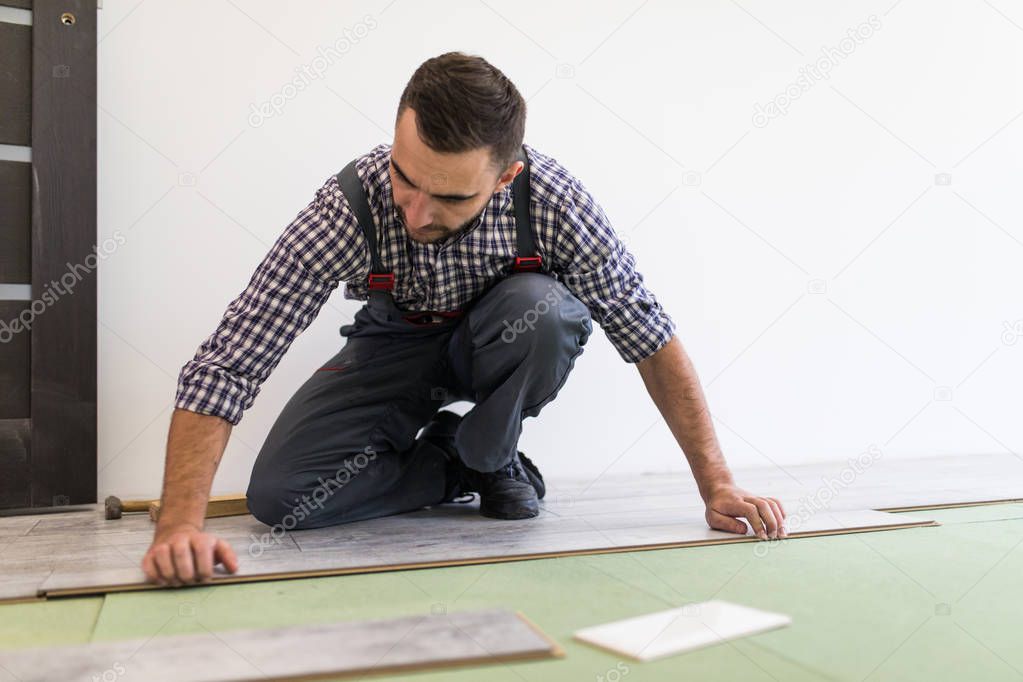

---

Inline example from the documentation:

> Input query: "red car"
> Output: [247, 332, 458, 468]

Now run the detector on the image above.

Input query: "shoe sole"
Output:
[479, 501, 540, 520]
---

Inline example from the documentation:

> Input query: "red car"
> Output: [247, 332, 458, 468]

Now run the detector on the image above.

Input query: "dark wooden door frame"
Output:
[0, 0, 97, 508]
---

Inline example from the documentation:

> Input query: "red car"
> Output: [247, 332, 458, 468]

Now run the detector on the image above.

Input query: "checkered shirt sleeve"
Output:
[552, 176, 677, 363]
[173, 177, 363, 424]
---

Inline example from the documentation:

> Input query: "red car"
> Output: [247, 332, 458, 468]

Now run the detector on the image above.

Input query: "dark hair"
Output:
[396, 52, 526, 170]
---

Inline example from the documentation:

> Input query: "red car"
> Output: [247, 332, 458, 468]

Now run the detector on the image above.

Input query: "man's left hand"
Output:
[704, 484, 787, 540]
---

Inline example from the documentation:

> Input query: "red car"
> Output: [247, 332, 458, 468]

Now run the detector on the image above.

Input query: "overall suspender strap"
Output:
[337, 146, 539, 293]
[336, 159, 394, 291]
[511, 145, 542, 273]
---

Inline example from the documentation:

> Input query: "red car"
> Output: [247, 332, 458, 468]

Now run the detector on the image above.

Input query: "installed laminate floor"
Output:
[2, 452, 1018, 603]
[3, 503, 1023, 681]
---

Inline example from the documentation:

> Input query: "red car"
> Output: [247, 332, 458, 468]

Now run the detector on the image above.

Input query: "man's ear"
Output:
[494, 160, 524, 192]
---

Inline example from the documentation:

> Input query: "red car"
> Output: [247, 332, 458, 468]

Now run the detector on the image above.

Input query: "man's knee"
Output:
[246, 469, 346, 529]
[247, 443, 391, 529]
[245, 475, 300, 529]
[488, 273, 592, 348]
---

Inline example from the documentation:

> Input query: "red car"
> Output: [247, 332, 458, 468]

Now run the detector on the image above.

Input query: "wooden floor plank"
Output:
[4, 451, 1018, 603]
[0, 578, 47, 603]
[0, 609, 561, 681]
[36, 509, 934, 599]
[0, 515, 39, 538]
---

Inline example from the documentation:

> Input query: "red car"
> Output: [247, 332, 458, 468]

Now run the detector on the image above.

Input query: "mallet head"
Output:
[104, 495, 123, 520]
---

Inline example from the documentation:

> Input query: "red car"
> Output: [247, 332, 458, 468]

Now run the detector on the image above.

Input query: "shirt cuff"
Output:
[173, 363, 255, 426]
[603, 301, 677, 363]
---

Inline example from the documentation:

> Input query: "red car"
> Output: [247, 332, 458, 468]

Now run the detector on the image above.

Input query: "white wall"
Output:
[94, 0, 1023, 497]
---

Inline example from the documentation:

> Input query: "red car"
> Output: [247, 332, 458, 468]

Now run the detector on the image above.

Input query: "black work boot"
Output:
[419, 410, 472, 503]
[420, 410, 546, 513]
[463, 453, 540, 520]
[517, 451, 545, 500]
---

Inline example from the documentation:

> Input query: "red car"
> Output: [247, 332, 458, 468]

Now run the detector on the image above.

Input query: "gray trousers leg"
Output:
[446, 273, 593, 472]
[246, 273, 592, 529]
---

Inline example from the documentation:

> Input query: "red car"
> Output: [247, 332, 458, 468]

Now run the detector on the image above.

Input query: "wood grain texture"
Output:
[0, 303, 30, 420]
[29, 0, 98, 506]
[0, 508, 294, 600]
[0, 161, 31, 283]
[0, 418, 31, 509]
[0, 609, 562, 681]
[37, 508, 935, 599]
[0, 513, 38, 537]
[546, 452, 1023, 514]
[4, 452, 1021, 603]
[148, 494, 250, 521]
[0, 21, 31, 145]
[877, 498, 1023, 513]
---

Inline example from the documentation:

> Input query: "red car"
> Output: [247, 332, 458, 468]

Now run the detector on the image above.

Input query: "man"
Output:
[143, 52, 786, 586]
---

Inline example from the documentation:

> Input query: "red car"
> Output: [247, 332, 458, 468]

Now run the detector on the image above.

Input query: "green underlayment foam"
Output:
[3, 505, 1023, 681]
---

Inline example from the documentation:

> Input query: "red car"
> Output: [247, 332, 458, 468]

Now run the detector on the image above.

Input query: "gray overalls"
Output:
[246, 147, 593, 529]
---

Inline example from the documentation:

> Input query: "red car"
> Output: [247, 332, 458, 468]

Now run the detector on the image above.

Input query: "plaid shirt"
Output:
[175, 142, 676, 425]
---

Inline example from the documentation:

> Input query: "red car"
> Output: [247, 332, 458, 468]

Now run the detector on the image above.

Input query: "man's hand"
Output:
[142, 523, 239, 586]
[635, 340, 787, 541]
[144, 409, 236, 586]
[704, 484, 787, 540]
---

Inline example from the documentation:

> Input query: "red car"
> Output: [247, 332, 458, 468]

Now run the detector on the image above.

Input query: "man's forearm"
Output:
[156, 408, 233, 535]
[636, 336, 734, 501]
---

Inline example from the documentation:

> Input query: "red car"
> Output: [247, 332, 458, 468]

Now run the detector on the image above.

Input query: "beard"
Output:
[397, 205, 483, 244]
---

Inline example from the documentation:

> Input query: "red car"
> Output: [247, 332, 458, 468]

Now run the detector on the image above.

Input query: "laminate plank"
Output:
[6, 451, 1019, 602]
[38, 509, 933, 598]
[0, 546, 135, 601]
[288, 505, 713, 552]
[0, 506, 286, 583]
[23, 509, 280, 544]
[548, 452, 1023, 513]
[0, 514, 37, 538]
[27, 510, 158, 536]
[0, 532, 304, 602]
[0, 578, 45, 603]
[0, 609, 561, 681]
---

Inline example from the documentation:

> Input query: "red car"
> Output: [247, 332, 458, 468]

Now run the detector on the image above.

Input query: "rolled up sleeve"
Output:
[551, 177, 676, 363]
[174, 176, 364, 424]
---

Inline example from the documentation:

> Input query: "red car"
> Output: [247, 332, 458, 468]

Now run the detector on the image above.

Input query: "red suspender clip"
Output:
[367, 272, 395, 291]
[513, 256, 542, 272]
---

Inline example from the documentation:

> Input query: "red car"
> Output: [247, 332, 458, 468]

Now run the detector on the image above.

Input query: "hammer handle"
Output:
[148, 494, 249, 522]
[120, 499, 152, 513]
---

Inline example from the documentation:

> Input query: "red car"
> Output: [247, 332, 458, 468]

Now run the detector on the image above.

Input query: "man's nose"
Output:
[403, 191, 432, 228]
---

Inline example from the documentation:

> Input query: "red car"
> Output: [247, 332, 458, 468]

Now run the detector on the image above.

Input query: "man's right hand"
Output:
[142, 523, 239, 586]
[145, 409, 237, 586]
